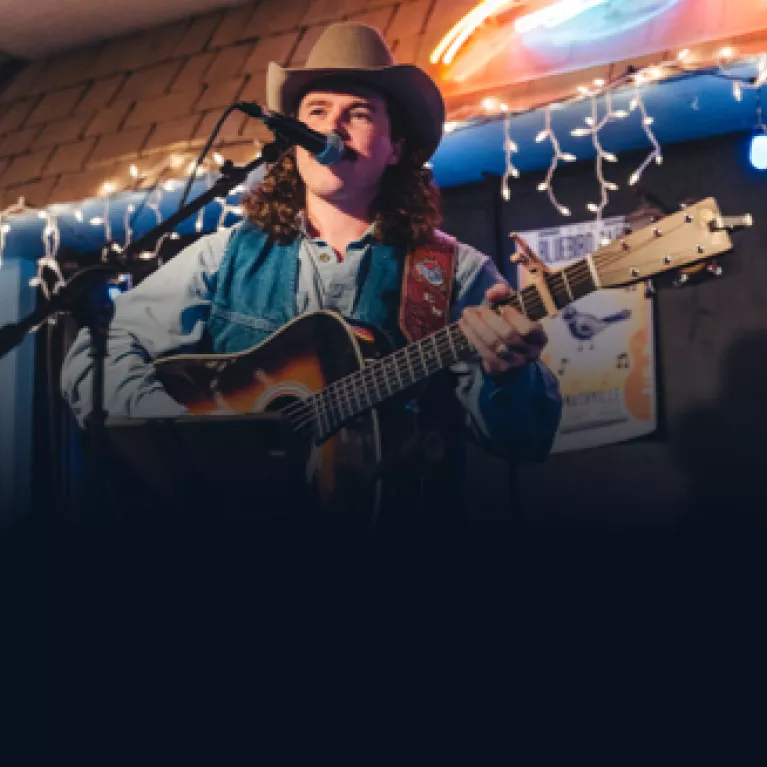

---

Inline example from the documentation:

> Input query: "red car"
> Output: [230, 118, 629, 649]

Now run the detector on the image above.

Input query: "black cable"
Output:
[177, 104, 242, 212]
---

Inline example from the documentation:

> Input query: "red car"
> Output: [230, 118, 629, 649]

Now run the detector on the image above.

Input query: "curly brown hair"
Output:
[242, 94, 442, 249]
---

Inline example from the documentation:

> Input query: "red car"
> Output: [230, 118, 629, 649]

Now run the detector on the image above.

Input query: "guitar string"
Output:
[284, 334, 480, 438]
[280, 327, 474, 434]
[284, 329, 472, 434]
[280, 269, 598, 433]
[279, 251, 659, 435]
[262, 225, 703, 433]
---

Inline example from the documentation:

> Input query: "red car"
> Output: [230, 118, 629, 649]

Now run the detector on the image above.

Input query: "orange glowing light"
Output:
[431, 0, 520, 66]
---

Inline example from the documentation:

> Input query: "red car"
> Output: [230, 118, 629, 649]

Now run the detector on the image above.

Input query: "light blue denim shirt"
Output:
[61, 222, 562, 461]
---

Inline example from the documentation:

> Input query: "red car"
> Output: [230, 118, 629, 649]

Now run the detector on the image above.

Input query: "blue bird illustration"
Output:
[561, 306, 632, 351]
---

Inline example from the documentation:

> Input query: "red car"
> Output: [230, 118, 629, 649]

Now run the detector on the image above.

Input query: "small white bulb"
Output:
[537, 182, 548, 191]
[535, 130, 549, 143]
[587, 203, 599, 213]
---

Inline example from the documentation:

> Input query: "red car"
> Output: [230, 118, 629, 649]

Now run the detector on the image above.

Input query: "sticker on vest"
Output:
[415, 258, 444, 287]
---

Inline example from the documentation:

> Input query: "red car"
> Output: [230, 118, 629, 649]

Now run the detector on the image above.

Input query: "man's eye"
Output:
[351, 111, 372, 121]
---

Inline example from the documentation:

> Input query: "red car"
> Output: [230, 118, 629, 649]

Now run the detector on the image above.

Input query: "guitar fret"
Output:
[349, 372, 360, 414]
[585, 254, 602, 289]
[516, 292, 528, 318]
[431, 333, 443, 368]
[370, 365, 382, 404]
[403, 346, 415, 384]
[315, 394, 327, 438]
[561, 270, 574, 302]
[378, 359, 392, 398]
[417, 341, 428, 375]
[446, 325, 458, 362]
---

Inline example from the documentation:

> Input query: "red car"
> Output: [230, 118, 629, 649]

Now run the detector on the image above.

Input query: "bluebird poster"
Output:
[508, 216, 657, 453]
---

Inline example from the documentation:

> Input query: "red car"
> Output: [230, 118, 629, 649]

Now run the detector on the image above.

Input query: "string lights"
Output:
[0, 146, 253, 285]
[501, 112, 520, 201]
[534, 105, 576, 216]
[447, 46, 765, 217]
[566, 88, 625, 218]
[627, 87, 663, 187]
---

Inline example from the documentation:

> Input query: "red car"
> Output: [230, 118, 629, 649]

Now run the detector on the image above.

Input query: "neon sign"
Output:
[431, 0, 680, 67]
[514, 0, 607, 35]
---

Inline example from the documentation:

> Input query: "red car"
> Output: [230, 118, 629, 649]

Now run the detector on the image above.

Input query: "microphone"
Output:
[235, 102, 346, 166]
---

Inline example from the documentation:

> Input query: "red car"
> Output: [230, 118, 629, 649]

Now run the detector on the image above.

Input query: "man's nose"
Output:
[324, 110, 349, 139]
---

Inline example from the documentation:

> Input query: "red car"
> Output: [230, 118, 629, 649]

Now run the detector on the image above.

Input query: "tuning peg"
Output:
[709, 214, 752, 233]
[706, 260, 723, 277]
[644, 279, 656, 298]
[673, 272, 689, 288]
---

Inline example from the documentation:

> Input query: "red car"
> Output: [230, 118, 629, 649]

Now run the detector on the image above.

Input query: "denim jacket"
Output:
[61, 222, 562, 462]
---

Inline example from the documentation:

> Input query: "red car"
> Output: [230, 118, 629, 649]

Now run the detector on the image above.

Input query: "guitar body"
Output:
[154, 311, 411, 523]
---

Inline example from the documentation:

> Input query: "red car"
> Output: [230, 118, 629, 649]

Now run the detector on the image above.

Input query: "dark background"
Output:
[441, 130, 767, 534]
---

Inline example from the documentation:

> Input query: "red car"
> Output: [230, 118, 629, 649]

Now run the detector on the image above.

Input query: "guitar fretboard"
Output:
[305, 260, 598, 440]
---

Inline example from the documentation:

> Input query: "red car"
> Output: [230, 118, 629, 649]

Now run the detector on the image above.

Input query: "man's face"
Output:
[295, 84, 403, 205]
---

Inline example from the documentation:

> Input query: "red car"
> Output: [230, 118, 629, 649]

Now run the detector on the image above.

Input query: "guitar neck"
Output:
[310, 256, 599, 440]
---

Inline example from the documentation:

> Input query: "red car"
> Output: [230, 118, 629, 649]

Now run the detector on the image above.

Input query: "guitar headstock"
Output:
[592, 198, 750, 289]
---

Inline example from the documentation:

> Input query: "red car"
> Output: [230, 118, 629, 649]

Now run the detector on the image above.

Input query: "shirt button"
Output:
[319, 252, 331, 263]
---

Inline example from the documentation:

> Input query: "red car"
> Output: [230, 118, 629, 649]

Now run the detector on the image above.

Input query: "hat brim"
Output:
[267, 61, 445, 159]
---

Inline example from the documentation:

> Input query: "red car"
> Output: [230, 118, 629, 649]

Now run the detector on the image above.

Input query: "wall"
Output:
[0, 258, 36, 525]
[0, 0, 483, 211]
[442, 131, 767, 533]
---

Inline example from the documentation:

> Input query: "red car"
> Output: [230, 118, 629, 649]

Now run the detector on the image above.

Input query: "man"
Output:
[61, 23, 561, 526]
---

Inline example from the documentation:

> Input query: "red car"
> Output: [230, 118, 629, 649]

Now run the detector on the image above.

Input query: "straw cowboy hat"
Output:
[266, 22, 446, 158]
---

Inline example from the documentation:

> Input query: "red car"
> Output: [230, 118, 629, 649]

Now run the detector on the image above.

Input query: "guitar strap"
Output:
[398, 230, 457, 343]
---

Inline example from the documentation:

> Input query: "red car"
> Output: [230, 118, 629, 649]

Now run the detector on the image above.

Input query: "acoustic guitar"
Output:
[154, 198, 748, 521]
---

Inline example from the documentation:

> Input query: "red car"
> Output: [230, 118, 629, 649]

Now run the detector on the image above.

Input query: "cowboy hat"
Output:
[266, 22, 446, 159]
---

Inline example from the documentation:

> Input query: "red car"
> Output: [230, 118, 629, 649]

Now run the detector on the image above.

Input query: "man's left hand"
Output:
[458, 283, 548, 378]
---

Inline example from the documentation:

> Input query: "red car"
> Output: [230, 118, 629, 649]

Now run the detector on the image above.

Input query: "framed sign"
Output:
[507, 216, 657, 453]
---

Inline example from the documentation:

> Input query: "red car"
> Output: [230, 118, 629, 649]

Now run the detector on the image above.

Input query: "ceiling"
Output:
[0, 0, 252, 59]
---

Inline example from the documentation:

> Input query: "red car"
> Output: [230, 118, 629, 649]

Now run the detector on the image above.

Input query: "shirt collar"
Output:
[296, 210, 376, 248]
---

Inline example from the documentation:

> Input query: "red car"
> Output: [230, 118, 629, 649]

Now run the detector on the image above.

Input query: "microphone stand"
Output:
[0, 138, 286, 521]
